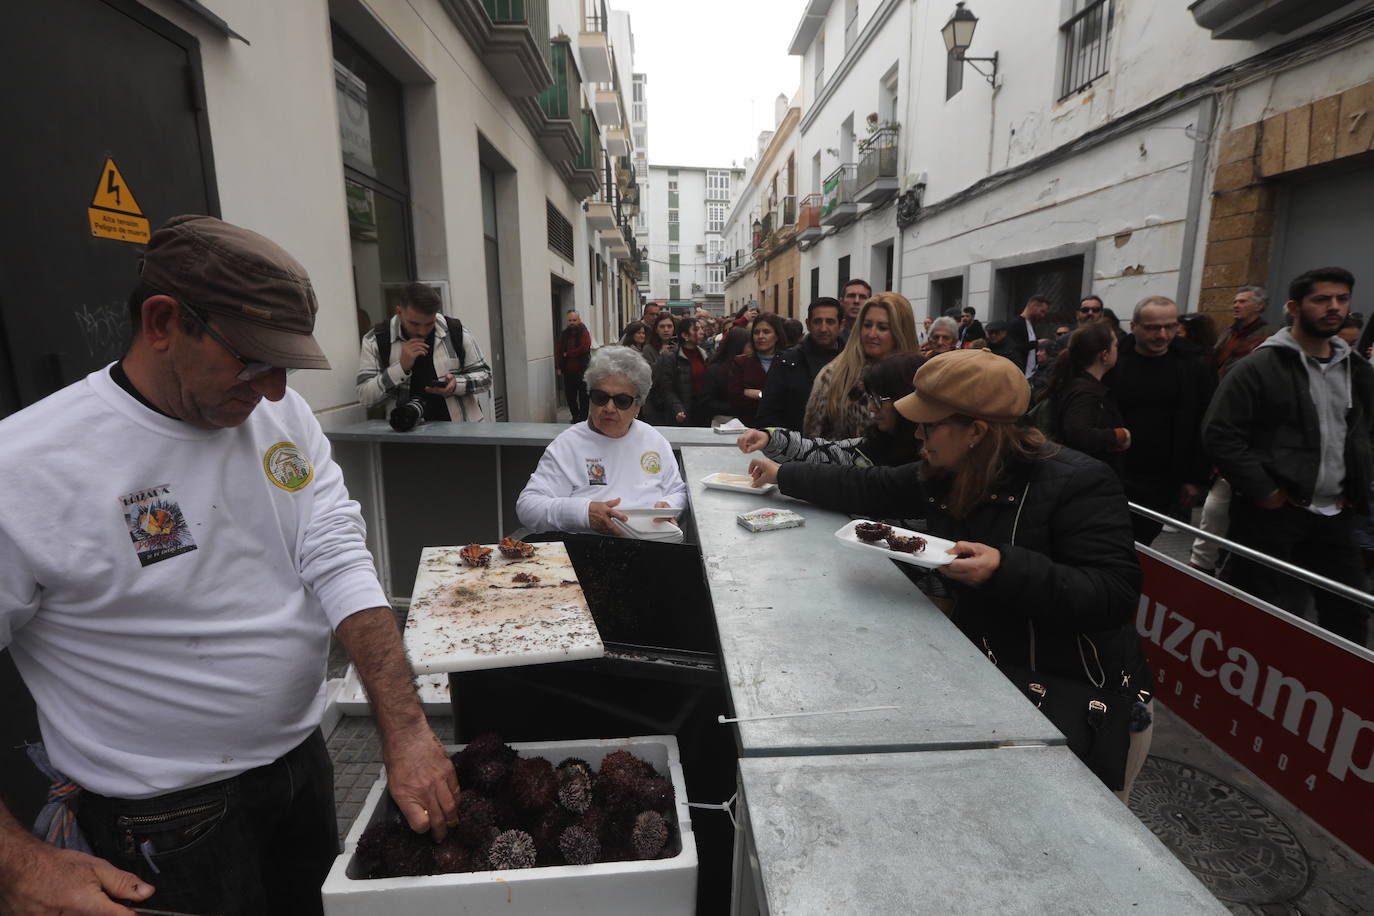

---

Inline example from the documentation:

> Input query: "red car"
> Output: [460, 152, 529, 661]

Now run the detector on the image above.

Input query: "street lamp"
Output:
[941, 2, 998, 87]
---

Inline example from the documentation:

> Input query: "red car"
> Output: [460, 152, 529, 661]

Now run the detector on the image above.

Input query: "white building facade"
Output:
[788, 0, 1374, 332]
[643, 163, 743, 311]
[4, 0, 641, 424]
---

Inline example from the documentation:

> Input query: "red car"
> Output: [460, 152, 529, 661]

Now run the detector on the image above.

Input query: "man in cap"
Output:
[0, 215, 456, 915]
[984, 320, 1016, 362]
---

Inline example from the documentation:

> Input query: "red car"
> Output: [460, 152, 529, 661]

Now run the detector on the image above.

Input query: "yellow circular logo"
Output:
[640, 451, 662, 474]
[263, 442, 314, 491]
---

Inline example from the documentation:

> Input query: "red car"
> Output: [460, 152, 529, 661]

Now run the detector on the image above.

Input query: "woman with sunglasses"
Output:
[517, 346, 686, 537]
[737, 353, 924, 469]
[747, 349, 1151, 799]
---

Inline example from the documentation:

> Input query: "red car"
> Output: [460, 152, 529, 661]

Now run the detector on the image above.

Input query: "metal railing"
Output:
[821, 164, 857, 217]
[798, 193, 822, 232]
[584, 0, 608, 32]
[857, 123, 899, 189]
[575, 108, 600, 173]
[1129, 502, 1374, 611]
[538, 38, 577, 120]
[1060, 0, 1113, 100]
[483, 0, 546, 26]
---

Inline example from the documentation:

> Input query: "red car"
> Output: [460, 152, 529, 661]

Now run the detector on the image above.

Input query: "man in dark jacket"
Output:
[1203, 267, 1371, 645]
[1105, 295, 1215, 544]
[1213, 286, 1276, 378]
[556, 310, 592, 422]
[756, 298, 842, 430]
[1006, 295, 1051, 378]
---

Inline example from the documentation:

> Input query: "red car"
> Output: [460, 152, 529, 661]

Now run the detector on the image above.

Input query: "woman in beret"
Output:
[747, 348, 1152, 799]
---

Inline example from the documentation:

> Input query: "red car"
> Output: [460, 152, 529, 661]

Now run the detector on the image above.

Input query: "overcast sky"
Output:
[612, 0, 802, 169]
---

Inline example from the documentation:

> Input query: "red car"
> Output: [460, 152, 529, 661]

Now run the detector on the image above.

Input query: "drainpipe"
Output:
[1176, 93, 1219, 309]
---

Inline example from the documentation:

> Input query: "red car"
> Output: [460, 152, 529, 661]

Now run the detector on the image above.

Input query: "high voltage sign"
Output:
[88, 157, 150, 244]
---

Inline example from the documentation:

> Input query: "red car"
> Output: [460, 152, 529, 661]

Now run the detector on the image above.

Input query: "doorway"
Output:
[1269, 161, 1374, 326]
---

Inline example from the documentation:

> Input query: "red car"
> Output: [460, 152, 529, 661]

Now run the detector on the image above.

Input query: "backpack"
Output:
[374, 316, 466, 369]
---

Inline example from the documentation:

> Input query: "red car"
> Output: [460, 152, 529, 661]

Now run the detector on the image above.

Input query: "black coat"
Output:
[1203, 337, 1374, 513]
[1004, 316, 1040, 373]
[756, 336, 840, 431]
[1105, 336, 1215, 489]
[1049, 374, 1126, 473]
[777, 448, 1148, 687]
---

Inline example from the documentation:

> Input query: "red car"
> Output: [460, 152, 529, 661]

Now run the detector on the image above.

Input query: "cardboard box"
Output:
[321, 735, 696, 916]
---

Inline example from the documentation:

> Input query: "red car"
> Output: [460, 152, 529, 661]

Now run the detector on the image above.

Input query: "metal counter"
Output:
[680, 446, 1063, 756]
[326, 420, 733, 598]
[734, 749, 1225, 915]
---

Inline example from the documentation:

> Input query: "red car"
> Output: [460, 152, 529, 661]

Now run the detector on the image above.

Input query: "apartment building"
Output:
[788, 0, 1374, 331]
[643, 163, 744, 312]
[5, 0, 642, 423]
[723, 93, 805, 319]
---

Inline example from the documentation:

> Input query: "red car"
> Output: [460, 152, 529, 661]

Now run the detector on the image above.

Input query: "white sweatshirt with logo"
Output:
[516, 420, 687, 534]
[0, 367, 387, 798]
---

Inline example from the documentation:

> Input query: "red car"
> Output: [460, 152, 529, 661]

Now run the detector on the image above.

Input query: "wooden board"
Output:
[403, 543, 604, 674]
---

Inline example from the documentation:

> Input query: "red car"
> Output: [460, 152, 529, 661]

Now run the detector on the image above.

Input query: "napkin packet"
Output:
[736, 507, 805, 533]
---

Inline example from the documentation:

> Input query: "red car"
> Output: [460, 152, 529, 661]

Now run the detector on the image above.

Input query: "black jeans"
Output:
[1222, 501, 1369, 645]
[563, 371, 588, 422]
[76, 729, 337, 916]
[1123, 475, 1179, 546]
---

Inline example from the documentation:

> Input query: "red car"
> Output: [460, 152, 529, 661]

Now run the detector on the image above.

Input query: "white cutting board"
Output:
[404, 543, 605, 674]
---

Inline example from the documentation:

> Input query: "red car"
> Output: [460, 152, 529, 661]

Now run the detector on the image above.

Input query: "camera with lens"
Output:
[388, 398, 428, 432]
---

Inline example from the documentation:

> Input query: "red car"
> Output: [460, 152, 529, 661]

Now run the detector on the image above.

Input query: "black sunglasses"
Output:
[1078, 305, 1103, 314]
[589, 389, 639, 410]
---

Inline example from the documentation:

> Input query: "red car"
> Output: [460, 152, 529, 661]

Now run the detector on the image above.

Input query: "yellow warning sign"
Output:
[88, 157, 150, 244]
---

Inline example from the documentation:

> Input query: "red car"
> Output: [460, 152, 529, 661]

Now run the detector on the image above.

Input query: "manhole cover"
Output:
[1129, 756, 1309, 904]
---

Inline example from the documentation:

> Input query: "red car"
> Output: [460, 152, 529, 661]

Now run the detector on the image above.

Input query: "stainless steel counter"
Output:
[680, 446, 1063, 756]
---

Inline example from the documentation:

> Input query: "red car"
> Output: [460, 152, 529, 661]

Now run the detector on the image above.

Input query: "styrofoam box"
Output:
[321, 735, 697, 916]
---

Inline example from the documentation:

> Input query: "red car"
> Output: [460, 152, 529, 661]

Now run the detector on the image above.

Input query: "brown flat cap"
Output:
[894, 348, 1029, 424]
[140, 215, 330, 369]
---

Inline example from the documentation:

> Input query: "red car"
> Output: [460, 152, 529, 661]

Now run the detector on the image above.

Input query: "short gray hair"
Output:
[929, 316, 958, 337]
[1236, 285, 1268, 306]
[1132, 295, 1177, 324]
[585, 345, 652, 399]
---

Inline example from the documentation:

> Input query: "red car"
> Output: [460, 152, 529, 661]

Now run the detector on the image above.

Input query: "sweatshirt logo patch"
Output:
[586, 458, 607, 486]
[640, 451, 662, 474]
[121, 484, 197, 567]
[263, 442, 314, 491]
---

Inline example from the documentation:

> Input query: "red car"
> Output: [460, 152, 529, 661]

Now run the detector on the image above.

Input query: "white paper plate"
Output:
[701, 471, 777, 495]
[617, 506, 685, 519]
[612, 516, 686, 542]
[713, 419, 747, 434]
[833, 519, 957, 569]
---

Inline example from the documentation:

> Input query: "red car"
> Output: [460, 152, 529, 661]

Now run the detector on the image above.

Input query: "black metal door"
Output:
[0, 0, 217, 416]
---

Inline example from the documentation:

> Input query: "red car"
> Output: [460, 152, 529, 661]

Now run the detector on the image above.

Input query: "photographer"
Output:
[356, 282, 492, 423]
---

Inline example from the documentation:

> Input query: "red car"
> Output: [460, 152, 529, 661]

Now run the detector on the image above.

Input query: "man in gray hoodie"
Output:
[1203, 266, 1371, 645]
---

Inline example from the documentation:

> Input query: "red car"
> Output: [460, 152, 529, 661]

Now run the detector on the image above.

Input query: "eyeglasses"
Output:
[589, 389, 640, 410]
[1078, 305, 1103, 314]
[915, 419, 953, 436]
[865, 393, 893, 410]
[1137, 322, 1180, 334]
[179, 302, 282, 381]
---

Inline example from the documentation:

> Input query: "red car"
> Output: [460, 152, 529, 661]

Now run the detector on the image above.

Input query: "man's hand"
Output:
[0, 827, 152, 916]
[745, 388, 763, 400]
[941, 541, 1001, 587]
[588, 497, 628, 535]
[1179, 483, 1204, 510]
[653, 500, 679, 527]
[383, 725, 461, 842]
[737, 430, 769, 453]
[399, 337, 429, 372]
[1255, 489, 1287, 509]
[748, 457, 780, 487]
[675, 411, 687, 425]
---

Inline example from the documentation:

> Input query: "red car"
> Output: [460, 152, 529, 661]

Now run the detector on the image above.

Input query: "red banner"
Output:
[1136, 547, 1374, 865]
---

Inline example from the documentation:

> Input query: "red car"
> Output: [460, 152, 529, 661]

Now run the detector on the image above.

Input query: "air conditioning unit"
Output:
[695, 244, 705, 253]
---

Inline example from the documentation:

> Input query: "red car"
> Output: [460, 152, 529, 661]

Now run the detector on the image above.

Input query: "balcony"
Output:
[796, 193, 823, 241]
[536, 39, 581, 161]
[476, 0, 553, 96]
[820, 165, 858, 227]
[782, 194, 797, 227]
[578, 0, 613, 82]
[606, 126, 630, 155]
[569, 108, 601, 199]
[600, 226, 630, 259]
[1189, 0, 1351, 38]
[595, 88, 622, 128]
[856, 124, 899, 203]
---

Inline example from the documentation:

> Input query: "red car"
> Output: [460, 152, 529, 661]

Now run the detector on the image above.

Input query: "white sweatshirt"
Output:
[0, 367, 387, 798]
[516, 420, 688, 534]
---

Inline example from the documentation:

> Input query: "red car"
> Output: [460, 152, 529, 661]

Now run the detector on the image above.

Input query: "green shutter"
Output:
[668, 223, 679, 241]
[669, 254, 680, 272]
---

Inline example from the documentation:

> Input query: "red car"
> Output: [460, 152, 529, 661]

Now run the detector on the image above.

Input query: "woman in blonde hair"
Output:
[802, 291, 918, 438]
